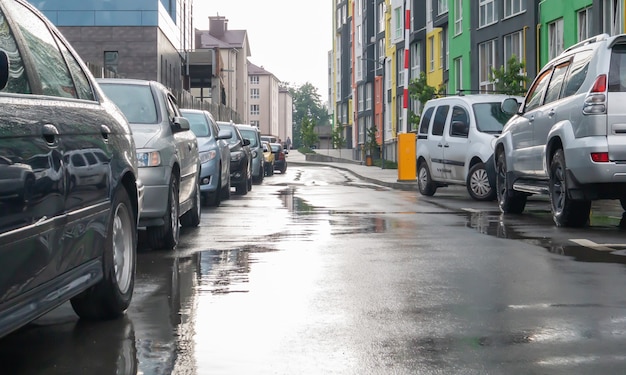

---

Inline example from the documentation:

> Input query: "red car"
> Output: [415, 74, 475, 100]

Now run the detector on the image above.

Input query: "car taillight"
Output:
[591, 152, 609, 162]
[278, 152, 285, 160]
[583, 74, 607, 115]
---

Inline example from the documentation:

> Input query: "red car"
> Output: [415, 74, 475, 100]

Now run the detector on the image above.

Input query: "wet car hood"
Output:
[130, 125, 161, 149]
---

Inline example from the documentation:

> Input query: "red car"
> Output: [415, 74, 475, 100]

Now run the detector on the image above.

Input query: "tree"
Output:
[331, 123, 346, 157]
[407, 71, 444, 130]
[300, 115, 319, 150]
[287, 82, 330, 149]
[364, 125, 378, 156]
[490, 55, 529, 96]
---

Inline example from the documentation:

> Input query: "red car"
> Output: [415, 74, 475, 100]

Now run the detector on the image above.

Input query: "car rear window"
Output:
[100, 83, 158, 124]
[472, 102, 514, 133]
[609, 44, 626, 92]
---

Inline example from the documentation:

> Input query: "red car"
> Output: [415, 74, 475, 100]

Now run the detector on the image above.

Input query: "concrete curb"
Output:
[289, 159, 418, 192]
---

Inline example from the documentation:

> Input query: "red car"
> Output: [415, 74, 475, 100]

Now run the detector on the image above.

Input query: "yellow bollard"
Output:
[397, 133, 417, 182]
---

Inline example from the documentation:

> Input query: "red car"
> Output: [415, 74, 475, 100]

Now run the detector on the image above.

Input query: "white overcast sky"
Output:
[193, 0, 332, 101]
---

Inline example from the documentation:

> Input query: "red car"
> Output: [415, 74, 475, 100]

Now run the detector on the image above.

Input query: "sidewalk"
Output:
[286, 149, 418, 191]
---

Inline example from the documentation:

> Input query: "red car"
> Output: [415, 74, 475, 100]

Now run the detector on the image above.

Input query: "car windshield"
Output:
[181, 112, 210, 137]
[99, 83, 158, 124]
[239, 129, 259, 147]
[472, 102, 514, 133]
[270, 144, 281, 152]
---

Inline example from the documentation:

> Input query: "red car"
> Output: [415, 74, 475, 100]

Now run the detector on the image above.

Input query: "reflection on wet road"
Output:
[4, 166, 626, 373]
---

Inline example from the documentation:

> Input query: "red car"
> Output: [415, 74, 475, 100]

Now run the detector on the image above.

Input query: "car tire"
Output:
[181, 179, 201, 227]
[254, 164, 264, 184]
[417, 161, 436, 196]
[205, 173, 222, 207]
[147, 175, 179, 249]
[549, 149, 591, 227]
[236, 175, 248, 195]
[70, 186, 136, 320]
[467, 162, 496, 201]
[221, 179, 231, 200]
[496, 151, 527, 214]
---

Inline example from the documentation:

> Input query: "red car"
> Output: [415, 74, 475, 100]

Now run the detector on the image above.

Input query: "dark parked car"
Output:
[217, 122, 252, 195]
[236, 124, 265, 184]
[0, 0, 142, 338]
[270, 143, 288, 174]
[181, 109, 232, 207]
[98, 78, 201, 250]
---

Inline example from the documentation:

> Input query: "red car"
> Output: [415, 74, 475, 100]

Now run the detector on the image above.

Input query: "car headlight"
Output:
[231, 151, 243, 161]
[137, 151, 161, 167]
[252, 150, 258, 158]
[200, 150, 217, 164]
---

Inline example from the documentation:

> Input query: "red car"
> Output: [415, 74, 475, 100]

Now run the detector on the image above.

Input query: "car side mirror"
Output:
[450, 121, 469, 137]
[217, 129, 232, 140]
[501, 98, 521, 115]
[172, 116, 190, 132]
[242, 138, 250, 146]
[0, 50, 9, 91]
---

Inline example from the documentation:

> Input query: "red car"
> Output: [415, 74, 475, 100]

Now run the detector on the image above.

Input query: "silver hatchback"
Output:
[496, 33, 626, 227]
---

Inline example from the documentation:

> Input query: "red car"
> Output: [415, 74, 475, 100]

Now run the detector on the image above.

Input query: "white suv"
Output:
[416, 94, 521, 201]
[496, 33, 626, 227]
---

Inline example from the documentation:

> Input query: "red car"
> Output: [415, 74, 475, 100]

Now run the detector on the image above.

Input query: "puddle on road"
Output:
[463, 209, 626, 265]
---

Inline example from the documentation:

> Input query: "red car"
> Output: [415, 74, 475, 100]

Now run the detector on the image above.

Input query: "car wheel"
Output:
[417, 161, 436, 196]
[147, 175, 179, 249]
[70, 186, 136, 319]
[549, 149, 590, 227]
[496, 151, 526, 214]
[256, 164, 264, 184]
[467, 162, 496, 201]
[181, 179, 201, 227]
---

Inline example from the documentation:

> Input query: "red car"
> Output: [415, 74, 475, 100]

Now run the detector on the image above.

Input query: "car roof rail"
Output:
[563, 33, 609, 54]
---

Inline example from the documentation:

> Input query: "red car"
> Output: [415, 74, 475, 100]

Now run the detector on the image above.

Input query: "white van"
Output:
[415, 94, 521, 201]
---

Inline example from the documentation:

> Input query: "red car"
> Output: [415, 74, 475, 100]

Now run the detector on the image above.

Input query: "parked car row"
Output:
[417, 32, 626, 229]
[0, 0, 289, 340]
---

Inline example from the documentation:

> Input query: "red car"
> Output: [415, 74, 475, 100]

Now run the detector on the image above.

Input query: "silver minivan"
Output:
[98, 78, 201, 249]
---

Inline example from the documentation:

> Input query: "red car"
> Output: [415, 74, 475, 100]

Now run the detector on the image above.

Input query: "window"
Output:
[358, 85, 364, 111]
[251, 88, 259, 99]
[419, 107, 434, 134]
[442, 27, 448, 69]
[454, 57, 463, 92]
[504, 31, 524, 69]
[8, 0, 76, 98]
[449, 106, 469, 138]
[525, 69, 552, 111]
[563, 51, 591, 96]
[250, 104, 259, 115]
[438, 0, 448, 15]
[578, 6, 592, 41]
[544, 62, 570, 104]
[429, 36, 435, 71]
[394, 7, 403, 39]
[549, 19, 564, 60]
[504, 0, 526, 18]
[454, 0, 463, 35]
[250, 76, 259, 85]
[366, 82, 372, 110]
[398, 49, 405, 85]
[603, 0, 623, 35]
[250, 120, 260, 128]
[432, 105, 449, 136]
[379, 3, 385, 32]
[59, 36, 94, 100]
[479, 39, 496, 92]
[410, 42, 421, 80]
[609, 45, 626, 92]
[397, 92, 403, 131]
[479, 0, 496, 27]
[0, 9, 28, 94]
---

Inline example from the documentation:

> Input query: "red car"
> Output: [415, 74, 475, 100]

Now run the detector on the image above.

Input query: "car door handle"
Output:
[548, 109, 556, 117]
[42, 124, 59, 145]
[528, 115, 535, 123]
[100, 125, 111, 141]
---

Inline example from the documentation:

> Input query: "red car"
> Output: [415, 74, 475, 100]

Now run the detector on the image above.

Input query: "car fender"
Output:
[545, 119, 576, 173]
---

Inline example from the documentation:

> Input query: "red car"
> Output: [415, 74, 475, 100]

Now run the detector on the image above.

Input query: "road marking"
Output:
[570, 238, 626, 252]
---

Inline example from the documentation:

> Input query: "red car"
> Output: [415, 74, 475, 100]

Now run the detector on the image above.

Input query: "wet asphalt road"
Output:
[3, 165, 626, 374]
